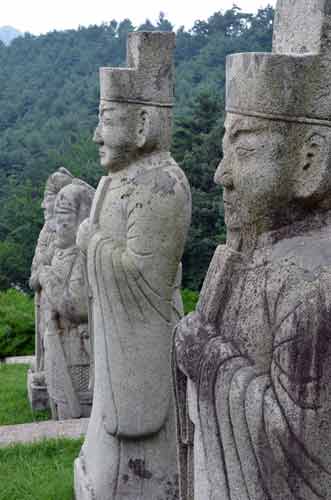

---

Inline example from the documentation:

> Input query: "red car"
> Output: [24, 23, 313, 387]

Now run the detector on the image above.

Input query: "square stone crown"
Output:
[100, 31, 175, 107]
[226, 52, 331, 126]
[226, 0, 331, 126]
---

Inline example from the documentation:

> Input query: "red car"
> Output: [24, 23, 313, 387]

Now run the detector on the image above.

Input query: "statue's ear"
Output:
[293, 131, 331, 203]
[136, 109, 150, 149]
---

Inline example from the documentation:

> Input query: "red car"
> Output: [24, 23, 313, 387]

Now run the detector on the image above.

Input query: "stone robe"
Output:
[88, 151, 190, 437]
[76, 151, 191, 499]
[176, 213, 331, 500]
[30, 224, 56, 372]
[42, 246, 92, 419]
[30, 224, 56, 288]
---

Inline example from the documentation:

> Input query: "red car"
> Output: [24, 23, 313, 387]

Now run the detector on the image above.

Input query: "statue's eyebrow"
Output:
[99, 105, 116, 115]
[228, 123, 267, 142]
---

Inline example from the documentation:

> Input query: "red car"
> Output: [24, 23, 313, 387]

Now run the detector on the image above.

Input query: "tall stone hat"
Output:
[100, 31, 175, 108]
[226, 0, 331, 127]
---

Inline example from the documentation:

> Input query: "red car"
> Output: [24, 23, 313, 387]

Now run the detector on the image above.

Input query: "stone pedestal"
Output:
[27, 368, 49, 411]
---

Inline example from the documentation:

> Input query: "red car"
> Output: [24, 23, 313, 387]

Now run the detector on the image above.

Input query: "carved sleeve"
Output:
[41, 254, 88, 323]
[30, 227, 54, 290]
[245, 280, 331, 499]
[262, 279, 331, 498]
[121, 168, 191, 304]
[195, 278, 331, 500]
[92, 167, 191, 437]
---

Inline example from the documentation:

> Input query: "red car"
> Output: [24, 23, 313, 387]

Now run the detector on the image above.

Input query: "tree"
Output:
[0, 6, 274, 290]
[137, 19, 156, 31]
[156, 12, 173, 32]
[173, 91, 225, 289]
[0, 179, 43, 290]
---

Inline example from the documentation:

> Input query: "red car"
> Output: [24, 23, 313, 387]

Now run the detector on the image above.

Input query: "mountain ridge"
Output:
[0, 26, 22, 45]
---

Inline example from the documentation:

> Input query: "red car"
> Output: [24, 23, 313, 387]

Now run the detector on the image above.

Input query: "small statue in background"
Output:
[28, 167, 73, 411]
[39, 179, 95, 420]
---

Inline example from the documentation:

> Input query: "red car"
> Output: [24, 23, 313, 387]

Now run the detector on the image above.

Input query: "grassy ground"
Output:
[182, 288, 199, 314]
[0, 364, 50, 425]
[0, 438, 82, 500]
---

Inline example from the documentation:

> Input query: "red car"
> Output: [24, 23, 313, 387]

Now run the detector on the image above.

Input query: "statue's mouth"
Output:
[223, 199, 232, 209]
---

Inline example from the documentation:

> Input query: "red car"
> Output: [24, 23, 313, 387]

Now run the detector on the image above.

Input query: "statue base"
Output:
[74, 455, 95, 500]
[50, 392, 92, 421]
[27, 368, 50, 411]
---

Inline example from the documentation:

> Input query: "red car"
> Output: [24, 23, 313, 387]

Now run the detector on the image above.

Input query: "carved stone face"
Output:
[54, 209, 78, 249]
[41, 190, 57, 229]
[93, 101, 138, 172]
[215, 113, 292, 233]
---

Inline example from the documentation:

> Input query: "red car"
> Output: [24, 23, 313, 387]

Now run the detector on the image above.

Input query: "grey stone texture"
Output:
[39, 179, 95, 420]
[174, 1, 331, 499]
[74, 31, 191, 500]
[273, 0, 331, 54]
[27, 367, 50, 411]
[227, 0, 331, 127]
[28, 167, 73, 411]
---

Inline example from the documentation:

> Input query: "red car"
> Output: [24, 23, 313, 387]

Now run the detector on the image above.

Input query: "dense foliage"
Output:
[0, 7, 274, 291]
[0, 289, 34, 357]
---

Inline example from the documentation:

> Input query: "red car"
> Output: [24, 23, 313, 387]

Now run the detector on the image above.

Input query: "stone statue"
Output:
[74, 31, 192, 500]
[174, 1, 331, 499]
[39, 179, 95, 420]
[28, 167, 73, 411]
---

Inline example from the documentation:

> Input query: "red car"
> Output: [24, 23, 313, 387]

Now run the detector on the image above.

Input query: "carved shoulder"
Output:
[132, 162, 190, 202]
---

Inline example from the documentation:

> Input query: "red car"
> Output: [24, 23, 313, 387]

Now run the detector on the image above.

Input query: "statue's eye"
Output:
[102, 118, 112, 126]
[235, 146, 255, 158]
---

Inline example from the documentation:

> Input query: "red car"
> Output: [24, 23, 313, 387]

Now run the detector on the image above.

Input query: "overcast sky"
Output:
[1, 0, 276, 35]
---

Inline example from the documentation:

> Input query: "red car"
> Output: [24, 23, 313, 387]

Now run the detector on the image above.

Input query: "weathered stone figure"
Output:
[28, 167, 73, 410]
[74, 31, 191, 500]
[174, 1, 331, 499]
[39, 179, 95, 419]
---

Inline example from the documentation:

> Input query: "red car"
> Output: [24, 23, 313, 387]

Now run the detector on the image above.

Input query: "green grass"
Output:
[0, 364, 50, 425]
[0, 438, 83, 500]
[181, 288, 199, 314]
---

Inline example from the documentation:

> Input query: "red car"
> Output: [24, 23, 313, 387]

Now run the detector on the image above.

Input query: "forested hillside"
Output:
[0, 7, 274, 290]
[0, 26, 22, 46]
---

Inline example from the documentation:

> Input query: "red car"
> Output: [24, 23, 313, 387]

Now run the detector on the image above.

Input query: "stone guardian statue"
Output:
[39, 179, 95, 419]
[74, 31, 192, 500]
[174, 1, 331, 498]
[28, 167, 73, 411]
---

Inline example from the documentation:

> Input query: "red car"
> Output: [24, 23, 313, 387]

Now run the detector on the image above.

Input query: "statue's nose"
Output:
[214, 158, 234, 190]
[93, 125, 102, 144]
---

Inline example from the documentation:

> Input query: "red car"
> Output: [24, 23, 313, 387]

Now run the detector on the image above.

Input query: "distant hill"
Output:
[0, 26, 22, 45]
[0, 8, 274, 291]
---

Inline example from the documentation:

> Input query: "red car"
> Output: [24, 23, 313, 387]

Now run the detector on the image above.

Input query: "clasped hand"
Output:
[175, 311, 217, 382]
